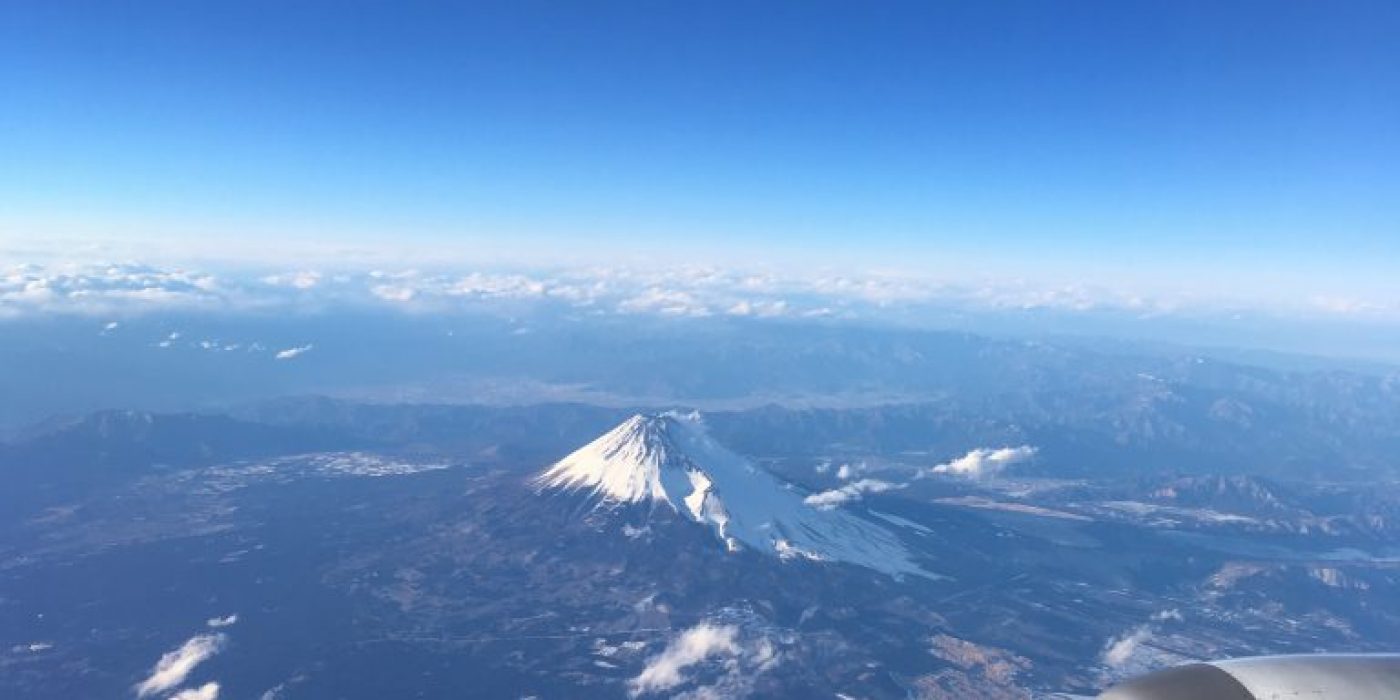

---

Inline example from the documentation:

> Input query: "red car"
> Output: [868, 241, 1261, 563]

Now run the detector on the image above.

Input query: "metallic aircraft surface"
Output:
[1101, 654, 1400, 699]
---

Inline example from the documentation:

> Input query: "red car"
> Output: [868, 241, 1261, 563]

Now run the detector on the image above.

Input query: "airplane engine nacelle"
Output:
[1101, 654, 1400, 699]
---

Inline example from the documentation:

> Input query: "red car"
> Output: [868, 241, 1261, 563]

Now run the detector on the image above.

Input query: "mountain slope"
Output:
[536, 413, 927, 577]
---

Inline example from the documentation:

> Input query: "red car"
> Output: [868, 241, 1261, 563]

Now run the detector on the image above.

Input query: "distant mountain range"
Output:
[3, 316, 1398, 456]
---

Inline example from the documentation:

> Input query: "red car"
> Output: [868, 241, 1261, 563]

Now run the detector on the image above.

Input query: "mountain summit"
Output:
[536, 413, 926, 577]
[536, 414, 713, 508]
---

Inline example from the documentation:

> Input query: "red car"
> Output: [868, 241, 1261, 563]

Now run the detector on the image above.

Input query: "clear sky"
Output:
[2, 1, 1397, 297]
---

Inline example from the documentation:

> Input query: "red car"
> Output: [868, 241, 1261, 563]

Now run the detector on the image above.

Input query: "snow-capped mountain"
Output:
[535, 413, 926, 577]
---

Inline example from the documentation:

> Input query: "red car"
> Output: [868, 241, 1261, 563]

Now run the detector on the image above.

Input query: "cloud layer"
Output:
[8, 259, 1361, 323]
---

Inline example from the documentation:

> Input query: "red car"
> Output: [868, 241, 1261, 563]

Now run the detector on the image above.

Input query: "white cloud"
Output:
[169, 682, 221, 700]
[630, 623, 739, 696]
[726, 299, 788, 317]
[134, 633, 226, 698]
[206, 614, 238, 628]
[928, 446, 1037, 479]
[618, 288, 712, 317]
[274, 344, 313, 360]
[1102, 626, 1152, 668]
[670, 631, 784, 700]
[262, 271, 321, 289]
[1, 263, 226, 316]
[7, 259, 1391, 327]
[804, 479, 898, 510]
[370, 284, 417, 302]
[447, 272, 548, 299]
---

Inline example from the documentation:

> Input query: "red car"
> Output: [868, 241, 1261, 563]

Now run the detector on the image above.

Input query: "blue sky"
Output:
[2, 1, 1397, 298]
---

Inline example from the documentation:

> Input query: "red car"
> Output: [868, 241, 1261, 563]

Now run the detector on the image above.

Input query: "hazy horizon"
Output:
[5, 1, 1399, 322]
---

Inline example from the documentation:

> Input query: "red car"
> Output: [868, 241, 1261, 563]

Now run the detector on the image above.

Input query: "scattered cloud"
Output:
[804, 478, 898, 510]
[262, 271, 321, 289]
[258, 683, 289, 700]
[726, 299, 788, 317]
[1102, 626, 1152, 668]
[1, 263, 224, 316]
[274, 344, 313, 360]
[927, 446, 1037, 479]
[447, 272, 548, 299]
[630, 624, 739, 696]
[206, 614, 238, 628]
[169, 682, 221, 700]
[134, 633, 227, 698]
[629, 622, 784, 699]
[618, 288, 712, 317]
[370, 284, 417, 302]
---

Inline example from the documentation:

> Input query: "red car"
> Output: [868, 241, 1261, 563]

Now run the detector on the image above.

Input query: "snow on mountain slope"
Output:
[535, 413, 928, 577]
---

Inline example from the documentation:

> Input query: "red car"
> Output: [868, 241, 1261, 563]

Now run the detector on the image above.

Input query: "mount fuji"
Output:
[535, 413, 927, 577]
